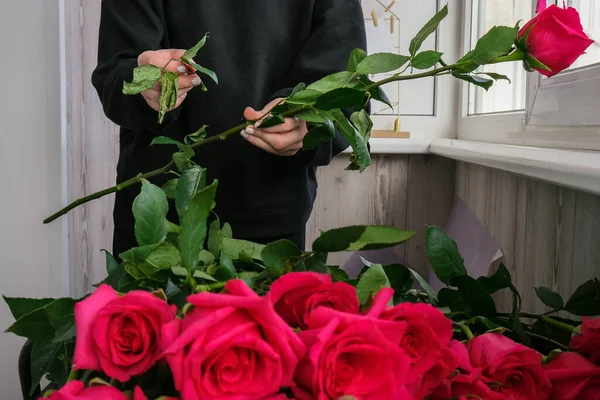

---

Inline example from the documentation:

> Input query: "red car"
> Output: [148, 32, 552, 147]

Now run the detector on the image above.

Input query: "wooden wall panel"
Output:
[456, 162, 600, 314]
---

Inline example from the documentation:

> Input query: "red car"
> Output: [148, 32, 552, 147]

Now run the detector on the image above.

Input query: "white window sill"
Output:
[342, 137, 431, 155]
[430, 139, 600, 195]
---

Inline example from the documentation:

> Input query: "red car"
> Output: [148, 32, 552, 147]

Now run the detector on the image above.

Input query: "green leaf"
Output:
[370, 86, 393, 109]
[171, 266, 187, 277]
[151, 136, 183, 147]
[424, 227, 467, 284]
[290, 82, 307, 97]
[452, 275, 498, 317]
[198, 249, 215, 265]
[183, 33, 209, 60]
[350, 110, 373, 142]
[347, 48, 367, 73]
[166, 280, 187, 308]
[303, 119, 336, 150]
[383, 264, 413, 295]
[454, 74, 494, 91]
[6, 298, 76, 343]
[409, 5, 448, 55]
[175, 166, 207, 220]
[355, 53, 411, 75]
[331, 110, 371, 172]
[207, 221, 233, 258]
[161, 179, 179, 200]
[287, 89, 324, 105]
[133, 180, 169, 246]
[123, 64, 162, 95]
[356, 264, 390, 305]
[411, 50, 443, 69]
[179, 181, 218, 271]
[184, 125, 208, 145]
[328, 266, 350, 282]
[193, 270, 217, 282]
[221, 238, 265, 261]
[261, 240, 302, 278]
[477, 264, 512, 294]
[296, 108, 326, 124]
[565, 279, 600, 316]
[476, 72, 511, 83]
[184, 60, 219, 85]
[158, 72, 178, 124]
[471, 25, 518, 64]
[315, 88, 365, 111]
[259, 114, 285, 129]
[313, 225, 416, 252]
[535, 287, 564, 310]
[408, 268, 439, 306]
[306, 71, 354, 92]
[30, 342, 70, 395]
[146, 242, 181, 270]
[214, 260, 236, 282]
[172, 144, 195, 172]
[120, 244, 160, 267]
[102, 250, 126, 289]
[3, 297, 55, 321]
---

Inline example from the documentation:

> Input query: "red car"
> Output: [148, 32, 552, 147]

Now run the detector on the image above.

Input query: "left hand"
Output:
[241, 98, 308, 156]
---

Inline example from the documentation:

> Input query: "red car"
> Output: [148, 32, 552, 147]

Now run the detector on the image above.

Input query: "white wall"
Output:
[0, 0, 67, 397]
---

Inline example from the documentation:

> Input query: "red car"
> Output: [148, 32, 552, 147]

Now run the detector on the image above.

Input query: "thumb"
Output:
[243, 107, 263, 122]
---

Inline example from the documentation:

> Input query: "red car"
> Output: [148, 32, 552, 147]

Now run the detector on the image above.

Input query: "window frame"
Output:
[457, 0, 600, 151]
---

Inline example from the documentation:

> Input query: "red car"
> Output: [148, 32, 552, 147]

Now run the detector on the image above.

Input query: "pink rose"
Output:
[293, 290, 412, 400]
[519, 5, 594, 77]
[366, 289, 454, 383]
[162, 280, 305, 400]
[468, 333, 552, 399]
[407, 345, 458, 399]
[268, 272, 359, 329]
[570, 317, 600, 364]
[545, 352, 600, 400]
[43, 381, 126, 400]
[133, 387, 178, 400]
[73, 285, 175, 382]
[431, 372, 504, 400]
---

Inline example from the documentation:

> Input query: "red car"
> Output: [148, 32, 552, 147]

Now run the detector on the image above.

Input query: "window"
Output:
[459, 0, 600, 150]
[467, 0, 531, 115]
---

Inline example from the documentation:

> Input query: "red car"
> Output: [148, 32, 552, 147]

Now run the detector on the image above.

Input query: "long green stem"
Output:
[42, 63, 471, 224]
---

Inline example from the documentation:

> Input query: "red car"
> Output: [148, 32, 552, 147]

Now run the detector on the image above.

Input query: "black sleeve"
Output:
[91, 0, 180, 132]
[270, 0, 367, 167]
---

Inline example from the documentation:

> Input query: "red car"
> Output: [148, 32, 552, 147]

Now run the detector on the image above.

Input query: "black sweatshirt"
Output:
[92, 0, 367, 255]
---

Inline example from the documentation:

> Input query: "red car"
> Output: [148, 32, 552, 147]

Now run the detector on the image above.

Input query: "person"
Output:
[92, 1, 367, 256]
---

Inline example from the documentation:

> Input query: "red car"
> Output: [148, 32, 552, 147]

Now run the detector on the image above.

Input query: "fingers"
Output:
[256, 117, 300, 133]
[242, 133, 302, 156]
[178, 74, 202, 90]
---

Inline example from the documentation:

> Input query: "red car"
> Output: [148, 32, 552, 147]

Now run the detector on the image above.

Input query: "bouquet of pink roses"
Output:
[6, 3, 599, 400]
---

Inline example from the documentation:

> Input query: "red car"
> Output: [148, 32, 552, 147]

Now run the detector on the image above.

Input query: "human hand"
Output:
[241, 99, 308, 156]
[137, 49, 202, 112]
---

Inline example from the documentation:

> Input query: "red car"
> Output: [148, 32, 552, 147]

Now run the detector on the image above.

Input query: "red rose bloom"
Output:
[546, 352, 600, 400]
[269, 272, 359, 329]
[519, 5, 594, 77]
[570, 317, 600, 364]
[468, 333, 552, 399]
[44, 381, 126, 400]
[162, 280, 305, 400]
[365, 288, 454, 385]
[73, 285, 175, 382]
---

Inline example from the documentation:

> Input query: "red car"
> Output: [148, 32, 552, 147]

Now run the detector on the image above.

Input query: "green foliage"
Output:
[355, 53, 411, 75]
[535, 287, 565, 310]
[133, 180, 169, 246]
[312, 225, 416, 252]
[471, 25, 519, 64]
[356, 264, 390, 305]
[5, 298, 76, 343]
[303, 119, 336, 150]
[315, 88, 365, 110]
[159, 72, 179, 124]
[425, 226, 468, 284]
[179, 181, 218, 271]
[409, 5, 448, 55]
[175, 166, 207, 220]
[330, 110, 371, 172]
[453, 74, 494, 91]
[346, 48, 367, 73]
[261, 240, 303, 278]
[122, 64, 161, 95]
[564, 279, 600, 316]
[411, 51, 443, 69]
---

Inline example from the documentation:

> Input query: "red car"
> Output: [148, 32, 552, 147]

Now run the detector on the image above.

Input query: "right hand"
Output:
[137, 49, 202, 112]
